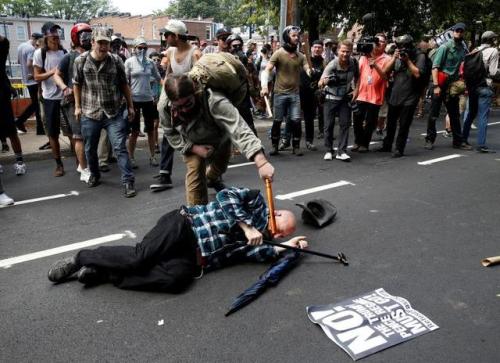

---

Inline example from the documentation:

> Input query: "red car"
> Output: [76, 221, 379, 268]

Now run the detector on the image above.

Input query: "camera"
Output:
[395, 35, 414, 58]
[357, 36, 379, 55]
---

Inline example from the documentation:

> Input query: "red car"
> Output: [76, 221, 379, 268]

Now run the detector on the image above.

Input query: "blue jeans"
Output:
[271, 92, 302, 147]
[462, 86, 494, 147]
[81, 113, 134, 184]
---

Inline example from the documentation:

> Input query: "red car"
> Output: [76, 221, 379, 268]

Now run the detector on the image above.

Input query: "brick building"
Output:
[89, 14, 217, 50]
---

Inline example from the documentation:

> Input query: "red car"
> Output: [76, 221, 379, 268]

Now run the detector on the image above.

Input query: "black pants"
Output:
[323, 99, 351, 153]
[16, 84, 43, 134]
[353, 101, 381, 148]
[75, 210, 199, 292]
[382, 103, 418, 154]
[425, 88, 463, 146]
[300, 87, 323, 143]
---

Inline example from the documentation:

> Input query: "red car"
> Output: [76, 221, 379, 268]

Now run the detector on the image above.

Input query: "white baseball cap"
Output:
[164, 20, 187, 36]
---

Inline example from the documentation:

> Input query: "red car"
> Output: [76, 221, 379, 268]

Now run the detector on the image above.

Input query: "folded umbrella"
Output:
[225, 251, 301, 317]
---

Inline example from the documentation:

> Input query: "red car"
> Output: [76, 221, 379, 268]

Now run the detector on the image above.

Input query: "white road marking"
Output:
[0, 231, 136, 269]
[228, 162, 254, 169]
[420, 121, 500, 136]
[13, 191, 79, 206]
[275, 180, 355, 200]
[417, 154, 464, 165]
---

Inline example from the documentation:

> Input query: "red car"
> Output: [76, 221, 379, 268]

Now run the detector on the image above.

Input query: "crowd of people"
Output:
[1, 20, 499, 207]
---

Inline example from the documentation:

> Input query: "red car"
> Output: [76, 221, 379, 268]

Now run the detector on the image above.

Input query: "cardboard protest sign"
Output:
[307, 288, 439, 360]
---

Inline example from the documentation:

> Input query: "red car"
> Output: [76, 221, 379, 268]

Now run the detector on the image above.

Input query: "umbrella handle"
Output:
[263, 239, 349, 265]
[265, 178, 277, 236]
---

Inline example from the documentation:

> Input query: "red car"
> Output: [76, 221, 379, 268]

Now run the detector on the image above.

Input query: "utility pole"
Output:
[279, 0, 286, 42]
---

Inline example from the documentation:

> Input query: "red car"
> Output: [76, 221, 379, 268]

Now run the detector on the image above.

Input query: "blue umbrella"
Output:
[225, 251, 301, 317]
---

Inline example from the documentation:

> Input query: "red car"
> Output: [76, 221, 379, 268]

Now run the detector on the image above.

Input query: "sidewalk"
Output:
[0, 117, 274, 162]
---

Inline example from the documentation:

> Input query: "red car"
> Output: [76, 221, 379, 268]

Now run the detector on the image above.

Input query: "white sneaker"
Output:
[76, 164, 83, 173]
[0, 192, 14, 207]
[323, 152, 333, 160]
[336, 153, 351, 162]
[14, 162, 27, 175]
[306, 142, 317, 151]
[80, 168, 91, 183]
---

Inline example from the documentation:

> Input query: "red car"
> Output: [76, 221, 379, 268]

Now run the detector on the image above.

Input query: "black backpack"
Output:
[463, 49, 487, 91]
[418, 50, 433, 91]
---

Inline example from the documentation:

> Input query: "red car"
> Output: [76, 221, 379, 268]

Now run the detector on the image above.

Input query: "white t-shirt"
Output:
[32, 48, 65, 100]
[17, 41, 36, 86]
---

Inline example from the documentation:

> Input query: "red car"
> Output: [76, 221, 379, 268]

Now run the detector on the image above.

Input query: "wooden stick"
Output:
[302, 31, 313, 72]
[264, 95, 273, 118]
[265, 179, 277, 236]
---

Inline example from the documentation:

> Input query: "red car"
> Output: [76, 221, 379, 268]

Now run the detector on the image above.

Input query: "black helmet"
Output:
[226, 34, 243, 47]
[216, 27, 232, 40]
[282, 25, 301, 45]
[395, 34, 414, 48]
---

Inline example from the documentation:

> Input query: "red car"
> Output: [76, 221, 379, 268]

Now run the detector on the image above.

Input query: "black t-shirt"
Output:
[389, 50, 427, 106]
[58, 50, 81, 87]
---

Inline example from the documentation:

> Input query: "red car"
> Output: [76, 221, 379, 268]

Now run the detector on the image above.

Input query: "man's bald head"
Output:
[274, 209, 296, 237]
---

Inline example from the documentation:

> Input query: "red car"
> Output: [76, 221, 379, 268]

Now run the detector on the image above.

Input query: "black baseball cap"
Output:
[453, 23, 466, 31]
[41, 22, 61, 36]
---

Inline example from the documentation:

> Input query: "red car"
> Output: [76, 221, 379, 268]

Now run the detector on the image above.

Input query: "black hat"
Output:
[31, 32, 43, 39]
[41, 22, 61, 36]
[296, 199, 337, 228]
[216, 28, 232, 39]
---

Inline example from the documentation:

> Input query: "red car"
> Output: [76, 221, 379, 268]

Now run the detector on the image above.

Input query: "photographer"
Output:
[378, 35, 427, 157]
[352, 33, 391, 152]
[319, 40, 360, 162]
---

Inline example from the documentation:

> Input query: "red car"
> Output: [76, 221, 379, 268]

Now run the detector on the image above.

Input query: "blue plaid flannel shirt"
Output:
[181, 187, 278, 271]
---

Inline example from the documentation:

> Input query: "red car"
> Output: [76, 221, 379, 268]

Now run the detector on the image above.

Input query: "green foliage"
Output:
[0, 0, 115, 20]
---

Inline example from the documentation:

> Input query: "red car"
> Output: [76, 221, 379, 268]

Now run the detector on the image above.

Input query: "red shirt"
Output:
[356, 54, 389, 106]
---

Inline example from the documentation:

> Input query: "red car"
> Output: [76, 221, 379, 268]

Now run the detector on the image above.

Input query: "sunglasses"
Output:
[454, 29, 464, 33]
[137, 46, 148, 50]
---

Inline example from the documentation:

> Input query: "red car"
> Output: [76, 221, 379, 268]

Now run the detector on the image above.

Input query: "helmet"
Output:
[282, 25, 301, 45]
[226, 34, 243, 47]
[215, 27, 232, 40]
[481, 31, 497, 43]
[395, 34, 414, 47]
[71, 23, 92, 46]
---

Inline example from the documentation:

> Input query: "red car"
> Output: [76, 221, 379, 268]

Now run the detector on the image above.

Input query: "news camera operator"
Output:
[352, 33, 391, 153]
[378, 35, 427, 157]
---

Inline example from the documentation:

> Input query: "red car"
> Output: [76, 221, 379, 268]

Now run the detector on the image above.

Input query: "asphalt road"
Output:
[1, 111, 500, 362]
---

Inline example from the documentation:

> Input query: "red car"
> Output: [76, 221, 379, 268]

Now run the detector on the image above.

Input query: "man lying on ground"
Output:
[48, 187, 308, 292]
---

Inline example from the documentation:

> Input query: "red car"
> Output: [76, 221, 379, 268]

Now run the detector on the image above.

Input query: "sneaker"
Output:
[14, 162, 27, 175]
[442, 129, 452, 138]
[150, 173, 173, 192]
[0, 192, 14, 207]
[358, 146, 368, 153]
[207, 177, 227, 192]
[80, 168, 91, 183]
[16, 121, 27, 133]
[47, 257, 81, 283]
[351, 144, 360, 152]
[336, 153, 351, 162]
[124, 182, 137, 198]
[323, 152, 333, 160]
[392, 150, 404, 158]
[317, 132, 324, 139]
[76, 164, 83, 173]
[149, 156, 159, 167]
[77, 266, 107, 286]
[130, 158, 138, 169]
[54, 165, 65, 177]
[292, 147, 304, 156]
[477, 146, 496, 153]
[269, 145, 280, 156]
[424, 140, 434, 150]
[453, 142, 472, 151]
[99, 164, 110, 172]
[278, 140, 290, 151]
[306, 142, 317, 151]
[471, 123, 477, 130]
[38, 142, 51, 150]
[87, 174, 100, 187]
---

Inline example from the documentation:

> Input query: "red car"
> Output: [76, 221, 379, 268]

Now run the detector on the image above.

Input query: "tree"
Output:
[48, 0, 115, 21]
[154, 0, 220, 21]
[2, 0, 48, 17]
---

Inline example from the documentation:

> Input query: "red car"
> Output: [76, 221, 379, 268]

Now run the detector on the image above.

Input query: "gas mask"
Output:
[79, 31, 92, 51]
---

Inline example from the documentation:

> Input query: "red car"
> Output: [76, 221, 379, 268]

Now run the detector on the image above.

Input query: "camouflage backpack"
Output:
[188, 52, 248, 106]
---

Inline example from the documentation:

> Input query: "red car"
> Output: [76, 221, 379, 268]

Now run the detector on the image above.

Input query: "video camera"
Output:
[395, 35, 414, 58]
[357, 36, 379, 55]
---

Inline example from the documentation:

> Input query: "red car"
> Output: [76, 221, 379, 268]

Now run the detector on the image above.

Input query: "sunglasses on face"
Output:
[137, 46, 147, 50]
[454, 29, 464, 33]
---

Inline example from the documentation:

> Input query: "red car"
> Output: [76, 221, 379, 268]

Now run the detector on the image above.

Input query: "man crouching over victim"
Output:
[48, 187, 308, 292]
[159, 74, 275, 206]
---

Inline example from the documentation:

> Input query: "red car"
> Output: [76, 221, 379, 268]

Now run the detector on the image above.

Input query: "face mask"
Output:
[136, 49, 146, 59]
[79, 32, 92, 50]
